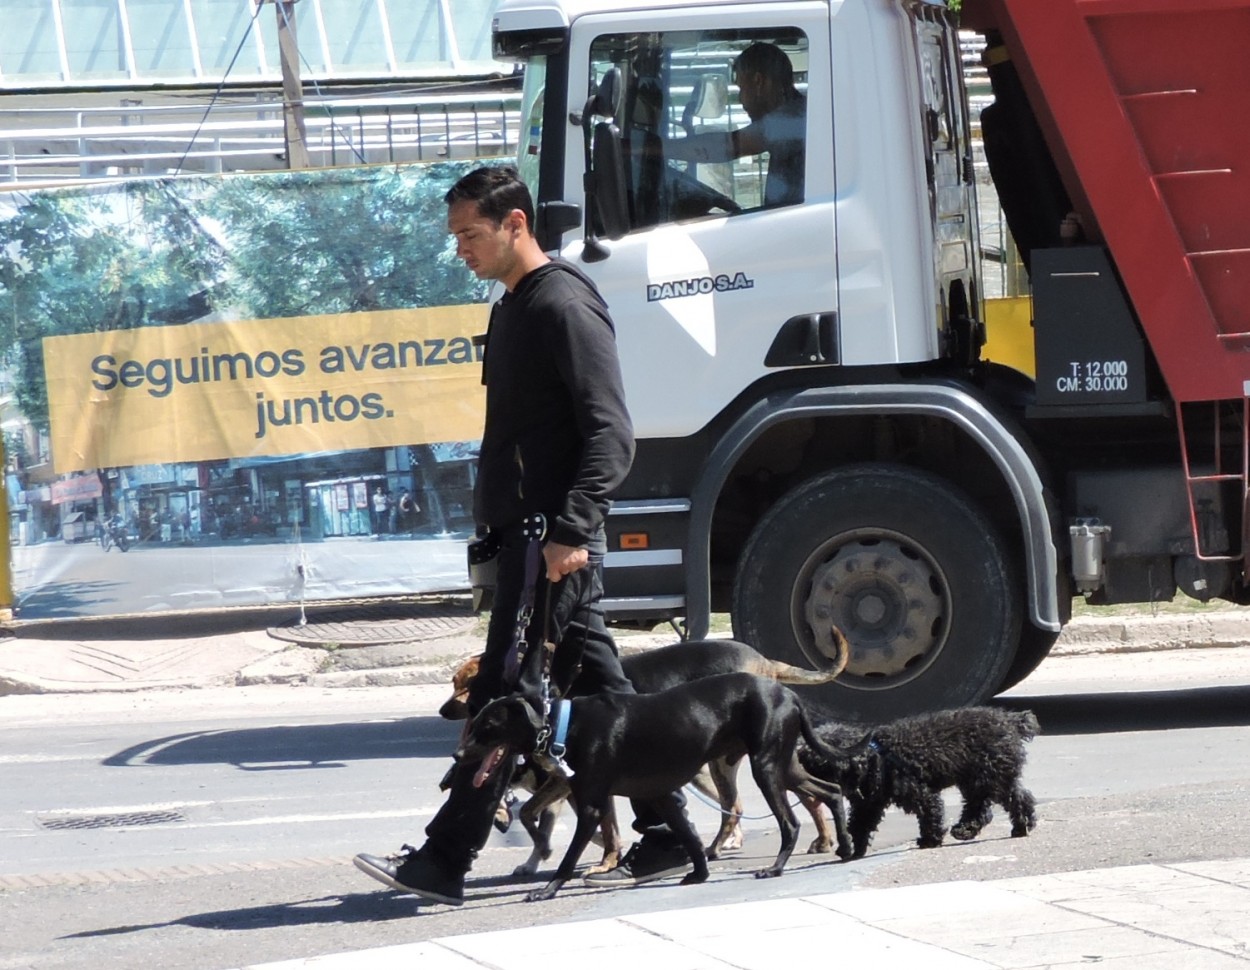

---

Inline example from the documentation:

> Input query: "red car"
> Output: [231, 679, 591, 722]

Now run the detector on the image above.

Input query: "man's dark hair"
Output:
[444, 166, 535, 233]
[735, 42, 795, 88]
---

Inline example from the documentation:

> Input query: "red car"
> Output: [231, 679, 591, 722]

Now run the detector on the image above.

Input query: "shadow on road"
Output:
[1002, 683, 1250, 735]
[101, 715, 460, 768]
[60, 876, 530, 941]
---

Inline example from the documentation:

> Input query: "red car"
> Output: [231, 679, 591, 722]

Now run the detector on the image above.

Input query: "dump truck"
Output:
[489, 0, 1250, 721]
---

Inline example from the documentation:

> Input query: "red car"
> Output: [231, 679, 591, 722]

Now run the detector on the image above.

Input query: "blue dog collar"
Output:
[549, 698, 571, 758]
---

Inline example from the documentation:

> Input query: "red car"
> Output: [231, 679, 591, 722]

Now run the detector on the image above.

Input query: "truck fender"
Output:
[684, 382, 1061, 639]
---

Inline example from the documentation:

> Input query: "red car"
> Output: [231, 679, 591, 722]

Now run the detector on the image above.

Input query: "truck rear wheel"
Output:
[731, 463, 1022, 724]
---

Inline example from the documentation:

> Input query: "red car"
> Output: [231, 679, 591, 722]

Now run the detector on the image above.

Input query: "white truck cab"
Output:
[491, 0, 1058, 723]
[498, 0, 978, 438]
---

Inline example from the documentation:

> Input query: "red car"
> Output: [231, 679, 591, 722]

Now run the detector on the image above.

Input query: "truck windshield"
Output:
[517, 56, 547, 202]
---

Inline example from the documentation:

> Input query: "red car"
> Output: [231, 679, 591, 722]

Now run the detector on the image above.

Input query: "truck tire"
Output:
[731, 463, 1022, 724]
[997, 624, 1060, 692]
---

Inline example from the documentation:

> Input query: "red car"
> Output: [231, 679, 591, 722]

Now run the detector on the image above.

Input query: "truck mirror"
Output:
[591, 121, 630, 240]
[578, 67, 628, 259]
[536, 201, 581, 250]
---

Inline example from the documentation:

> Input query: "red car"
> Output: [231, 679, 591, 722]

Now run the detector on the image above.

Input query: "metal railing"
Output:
[1, 86, 522, 185]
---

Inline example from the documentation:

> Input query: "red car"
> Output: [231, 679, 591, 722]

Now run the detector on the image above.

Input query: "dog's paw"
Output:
[525, 881, 561, 902]
[806, 837, 832, 854]
[512, 861, 539, 877]
[949, 824, 977, 841]
[493, 797, 517, 834]
[680, 869, 709, 886]
[916, 835, 945, 849]
[753, 867, 783, 879]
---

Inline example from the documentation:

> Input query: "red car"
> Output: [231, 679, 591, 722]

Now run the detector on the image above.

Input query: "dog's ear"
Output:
[467, 695, 509, 733]
[854, 736, 886, 795]
[507, 692, 546, 736]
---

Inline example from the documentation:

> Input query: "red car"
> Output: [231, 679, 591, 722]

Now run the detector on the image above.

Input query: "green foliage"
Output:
[0, 160, 488, 430]
[0, 183, 225, 427]
[198, 162, 487, 319]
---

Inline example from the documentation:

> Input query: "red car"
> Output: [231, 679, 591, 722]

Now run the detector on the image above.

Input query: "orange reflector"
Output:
[620, 532, 649, 550]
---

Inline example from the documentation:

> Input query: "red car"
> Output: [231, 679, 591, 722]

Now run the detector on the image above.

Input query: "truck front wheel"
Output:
[731, 463, 1022, 724]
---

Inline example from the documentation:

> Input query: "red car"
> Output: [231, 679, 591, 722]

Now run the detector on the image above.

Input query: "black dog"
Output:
[441, 634, 850, 870]
[797, 707, 1039, 858]
[457, 672, 857, 901]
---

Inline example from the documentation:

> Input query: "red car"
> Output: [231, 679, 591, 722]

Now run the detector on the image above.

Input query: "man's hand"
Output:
[543, 541, 588, 582]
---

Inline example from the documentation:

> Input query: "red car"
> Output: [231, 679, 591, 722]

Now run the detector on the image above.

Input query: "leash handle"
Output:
[502, 514, 547, 689]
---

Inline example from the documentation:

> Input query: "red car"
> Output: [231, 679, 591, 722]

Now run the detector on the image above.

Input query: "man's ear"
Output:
[505, 208, 528, 236]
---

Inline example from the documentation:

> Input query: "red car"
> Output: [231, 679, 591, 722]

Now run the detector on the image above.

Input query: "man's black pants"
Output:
[422, 526, 685, 874]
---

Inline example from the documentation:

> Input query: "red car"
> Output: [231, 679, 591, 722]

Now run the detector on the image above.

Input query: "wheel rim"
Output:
[796, 531, 951, 690]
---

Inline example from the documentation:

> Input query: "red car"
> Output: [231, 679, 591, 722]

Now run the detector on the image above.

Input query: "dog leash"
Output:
[502, 513, 548, 688]
[680, 782, 804, 819]
[532, 552, 597, 780]
[496, 510, 585, 779]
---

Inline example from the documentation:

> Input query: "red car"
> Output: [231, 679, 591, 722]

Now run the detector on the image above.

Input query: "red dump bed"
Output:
[964, 0, 1250, 403]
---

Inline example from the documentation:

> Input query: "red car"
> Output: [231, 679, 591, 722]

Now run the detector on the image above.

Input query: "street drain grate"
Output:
[38, 810, 188, 831]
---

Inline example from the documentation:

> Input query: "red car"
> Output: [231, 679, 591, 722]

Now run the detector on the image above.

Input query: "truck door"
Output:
[560, 5, 836, 442]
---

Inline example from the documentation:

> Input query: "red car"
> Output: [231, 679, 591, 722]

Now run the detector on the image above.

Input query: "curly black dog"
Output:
[796, 707, 1039, 858]
[456, 672, 857, 901]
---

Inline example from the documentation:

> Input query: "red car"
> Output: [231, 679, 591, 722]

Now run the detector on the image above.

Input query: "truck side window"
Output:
[588, 29, 808, 230]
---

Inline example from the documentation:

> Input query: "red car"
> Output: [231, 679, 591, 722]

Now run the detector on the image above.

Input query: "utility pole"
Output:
[271, 0, 311, 169]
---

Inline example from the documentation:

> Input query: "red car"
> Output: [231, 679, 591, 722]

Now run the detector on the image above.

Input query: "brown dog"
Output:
[441, 633, 850, 876]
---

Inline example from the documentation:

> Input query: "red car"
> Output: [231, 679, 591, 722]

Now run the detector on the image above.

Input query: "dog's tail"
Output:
[1012, 709, 1041, 741]
[762, 625, 850, 684]
[797, 701, 868, 770]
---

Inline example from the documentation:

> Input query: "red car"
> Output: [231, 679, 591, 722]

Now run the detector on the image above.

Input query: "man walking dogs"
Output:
[354, 166, 693, 905]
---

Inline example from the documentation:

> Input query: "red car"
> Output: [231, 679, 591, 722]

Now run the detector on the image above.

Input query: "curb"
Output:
[1052, 611, 1250, 655]
[4, 611, 1250, 695]
[236, 612, 1250, 690]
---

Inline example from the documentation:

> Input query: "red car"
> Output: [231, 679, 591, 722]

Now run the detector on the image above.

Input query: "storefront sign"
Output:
[50, 474, 103, 505]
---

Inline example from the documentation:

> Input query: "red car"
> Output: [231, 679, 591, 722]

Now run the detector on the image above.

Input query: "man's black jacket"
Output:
[474, 260, 635, 547]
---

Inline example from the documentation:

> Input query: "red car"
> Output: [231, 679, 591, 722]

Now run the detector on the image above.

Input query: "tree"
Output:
[199, 161, 487, 318]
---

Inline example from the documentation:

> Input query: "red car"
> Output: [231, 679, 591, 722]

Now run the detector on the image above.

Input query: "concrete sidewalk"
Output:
[242, 858, 1250, 970]
[3, 602, 1250, 695]
[0, 601, 484, 694]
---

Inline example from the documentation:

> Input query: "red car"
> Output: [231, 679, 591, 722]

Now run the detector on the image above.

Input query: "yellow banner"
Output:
[44, 305, 488, 474]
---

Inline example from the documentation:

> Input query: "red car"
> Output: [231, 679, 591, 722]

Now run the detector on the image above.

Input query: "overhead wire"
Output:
[176, 1, 502, 176]
[173, 0, 267, 177]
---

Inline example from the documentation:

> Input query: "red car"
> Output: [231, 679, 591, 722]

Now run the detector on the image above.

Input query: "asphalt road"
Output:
[3, 644, 1250, 970]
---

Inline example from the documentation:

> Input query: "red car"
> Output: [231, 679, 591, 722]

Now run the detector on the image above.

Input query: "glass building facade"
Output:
[1, 0, 503, 89]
